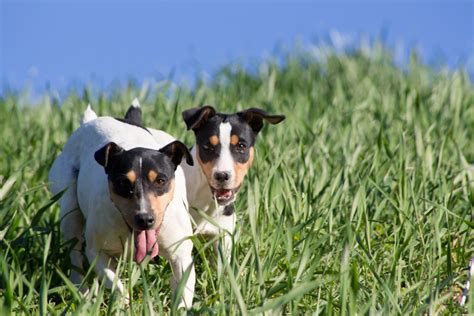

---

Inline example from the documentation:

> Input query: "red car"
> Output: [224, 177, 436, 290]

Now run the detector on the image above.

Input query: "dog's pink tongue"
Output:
[134, 230, 159, 263]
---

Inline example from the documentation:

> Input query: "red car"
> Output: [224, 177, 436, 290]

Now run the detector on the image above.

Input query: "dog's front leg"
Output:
[85, 247, 128, 302]
[164, 241, 196, 309]
[159, 196, 196, 309]
[214, 211, 236, 274]
[214, 234, 233, 275]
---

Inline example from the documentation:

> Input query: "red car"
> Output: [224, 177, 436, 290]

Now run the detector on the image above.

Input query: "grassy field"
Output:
[0, 47, 473, 314]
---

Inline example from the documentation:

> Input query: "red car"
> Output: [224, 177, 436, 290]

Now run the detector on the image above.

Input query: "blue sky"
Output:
[1, 0, 473, 96]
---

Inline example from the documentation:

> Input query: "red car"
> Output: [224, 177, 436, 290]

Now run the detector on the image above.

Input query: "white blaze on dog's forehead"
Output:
[131, 98, 140, 108]
[218, 122, 232, 148]
[138, 157, 147, 213]
[215, 122, 234, 175]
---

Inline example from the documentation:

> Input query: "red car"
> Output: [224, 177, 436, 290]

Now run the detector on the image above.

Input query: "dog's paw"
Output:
[80, 279, 99, 299]
[122, 293, 131, 308]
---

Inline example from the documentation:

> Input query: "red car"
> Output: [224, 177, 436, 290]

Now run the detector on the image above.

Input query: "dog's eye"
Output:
[154, 178, 166, 188]
[202, 143, 213, 151]
[114, 178, 134, 197]
[236, 142, 247, 152]
[118, 178, 131, 187]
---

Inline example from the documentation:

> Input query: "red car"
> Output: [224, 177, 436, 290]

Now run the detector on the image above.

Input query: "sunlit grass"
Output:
[0, 46, 473, 314]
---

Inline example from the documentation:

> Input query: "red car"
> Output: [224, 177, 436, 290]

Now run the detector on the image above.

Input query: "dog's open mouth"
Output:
[134, 229, 159, 263]
[211, 187, 236, 204]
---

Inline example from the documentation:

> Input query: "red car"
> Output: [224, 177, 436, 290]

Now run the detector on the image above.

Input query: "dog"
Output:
[123, 103, 285, 269]
[48, 100, 196, 308]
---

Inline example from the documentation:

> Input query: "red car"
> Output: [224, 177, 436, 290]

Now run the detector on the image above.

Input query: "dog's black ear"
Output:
[94, 142, 124, 171]
[124, 98, 143, 126]
[237, 108, 286, 134]
[182, 105, 216, 131]
[159, 141, 194, 169]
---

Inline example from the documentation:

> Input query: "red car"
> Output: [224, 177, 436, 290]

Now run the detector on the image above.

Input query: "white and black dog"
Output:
[123, 103, 285, 268]
[48, 101, 196, 307]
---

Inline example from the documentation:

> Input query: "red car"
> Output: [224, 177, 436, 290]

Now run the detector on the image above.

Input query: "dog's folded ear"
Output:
[237, 108, 286, 134]
[182, 105, 216, 131]
[159, 141, 194, 169]
[94, 142, 124, 171]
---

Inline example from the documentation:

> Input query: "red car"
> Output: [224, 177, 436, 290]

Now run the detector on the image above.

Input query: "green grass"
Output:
[0, 46, 473, 314]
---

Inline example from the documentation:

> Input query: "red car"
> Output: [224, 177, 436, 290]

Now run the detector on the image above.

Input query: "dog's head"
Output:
[182, 106, 285, 205]
[94, 140, 192, 262]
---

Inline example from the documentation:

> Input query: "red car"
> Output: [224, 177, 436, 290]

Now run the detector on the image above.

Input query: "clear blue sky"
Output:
[1, 0, 473, 97]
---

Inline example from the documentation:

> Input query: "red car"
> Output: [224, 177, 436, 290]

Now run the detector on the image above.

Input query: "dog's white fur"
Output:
[49, 111, 195, 307]
[80, 104, 98, 125]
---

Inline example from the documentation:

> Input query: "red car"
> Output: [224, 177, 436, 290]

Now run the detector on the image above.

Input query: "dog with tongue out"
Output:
[49, 102, 196, 308]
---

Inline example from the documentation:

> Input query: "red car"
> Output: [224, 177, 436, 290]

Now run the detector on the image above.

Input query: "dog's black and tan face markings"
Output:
[94, 141, 192, 230]
[126, 171, 137, 184]
[182, 106, 285, 205]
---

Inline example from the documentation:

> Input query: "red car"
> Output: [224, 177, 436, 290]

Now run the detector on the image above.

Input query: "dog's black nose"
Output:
[214, 171, 231, 183]
[134, 213, 155, 230]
